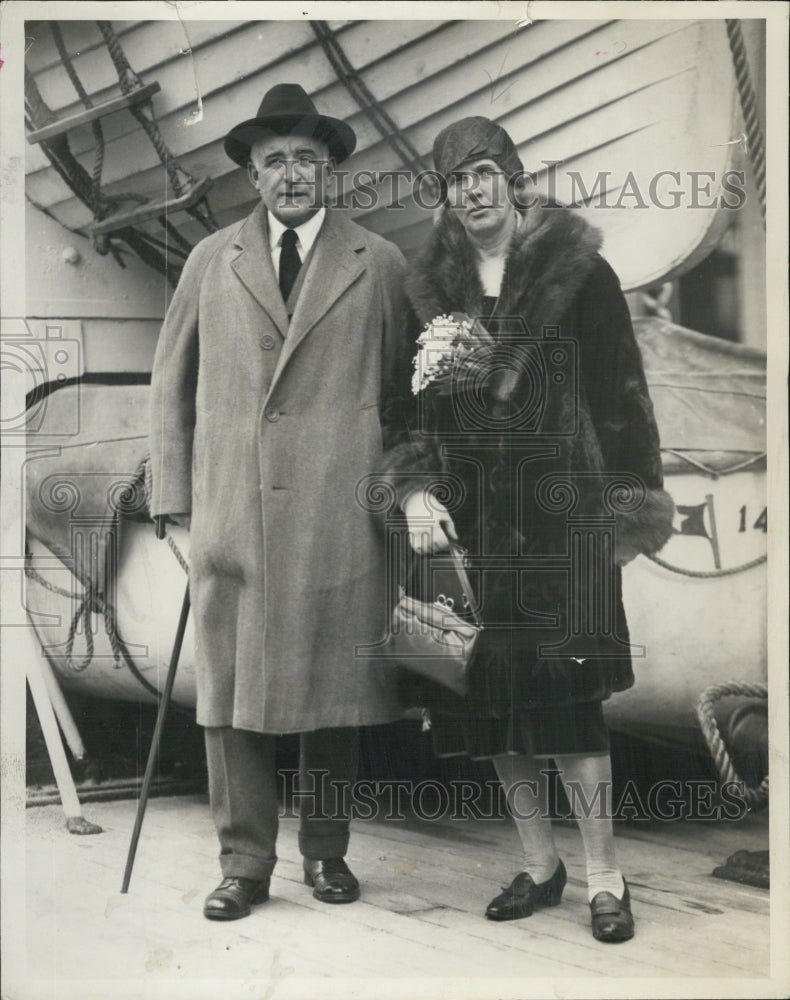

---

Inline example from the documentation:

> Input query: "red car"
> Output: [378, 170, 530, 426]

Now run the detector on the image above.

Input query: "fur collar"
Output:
[405, 205, 604, 335]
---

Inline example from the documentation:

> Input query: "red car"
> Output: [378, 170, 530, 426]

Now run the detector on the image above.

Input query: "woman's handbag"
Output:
[383, 543, 483, 697]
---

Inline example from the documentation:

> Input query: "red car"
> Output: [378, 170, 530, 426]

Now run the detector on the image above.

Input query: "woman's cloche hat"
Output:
[224, 83, 357, 166]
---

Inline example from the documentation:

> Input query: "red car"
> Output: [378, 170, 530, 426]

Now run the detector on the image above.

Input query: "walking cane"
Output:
[120, 515, 190, 893]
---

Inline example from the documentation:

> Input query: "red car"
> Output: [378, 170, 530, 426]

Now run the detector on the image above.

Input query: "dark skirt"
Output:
[397, 548, 626, 762]
[426, 699, 610, 761]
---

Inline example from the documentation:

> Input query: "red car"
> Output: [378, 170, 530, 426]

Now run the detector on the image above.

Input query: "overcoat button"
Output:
[266, 407, 280, 422]
[262, 335, 275, 350]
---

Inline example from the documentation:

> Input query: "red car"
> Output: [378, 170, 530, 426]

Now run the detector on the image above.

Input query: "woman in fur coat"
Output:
[382, 117, 674, 942]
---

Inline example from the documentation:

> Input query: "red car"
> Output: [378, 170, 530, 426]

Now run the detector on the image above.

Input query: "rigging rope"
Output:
[725, 20, 766, 222]
[49, 22, 107, 215]
[661, 449, 766, 478]
[645, 552, 766, 578]
[25, 65, 181, 284]
[310, 21, 425, 175]
[96, 20, 187, 199]
[95, 21, 220, 236]
[696, 681, 768, 810]
[27, 22, 219, 284]
[24, 557, 161, 700]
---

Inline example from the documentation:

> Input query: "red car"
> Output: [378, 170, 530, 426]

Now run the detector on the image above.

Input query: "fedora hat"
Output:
[224, 83, 356, 166]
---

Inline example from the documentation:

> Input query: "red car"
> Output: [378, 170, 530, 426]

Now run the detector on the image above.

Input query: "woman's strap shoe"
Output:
[590, 880, 635, 942]
[203, 876, 270, 920]
[485, 859, 567, 921]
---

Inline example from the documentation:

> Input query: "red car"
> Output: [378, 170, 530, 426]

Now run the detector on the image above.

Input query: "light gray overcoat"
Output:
[149, 204, 407, 733]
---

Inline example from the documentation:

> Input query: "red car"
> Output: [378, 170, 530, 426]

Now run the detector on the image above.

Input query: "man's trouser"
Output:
[204, 725, 359, 881]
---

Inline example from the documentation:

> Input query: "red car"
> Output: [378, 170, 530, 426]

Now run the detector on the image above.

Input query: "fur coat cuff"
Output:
[616, 486, 675, 556]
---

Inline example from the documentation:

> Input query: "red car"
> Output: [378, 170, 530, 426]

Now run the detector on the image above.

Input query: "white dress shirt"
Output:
[267, 207, 326, 272]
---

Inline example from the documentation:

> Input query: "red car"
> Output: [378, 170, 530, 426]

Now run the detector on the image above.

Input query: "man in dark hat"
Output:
[149, 84, 409, 920]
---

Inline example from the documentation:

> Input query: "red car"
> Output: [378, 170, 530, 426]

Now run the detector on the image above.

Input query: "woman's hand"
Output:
[402, 489, 458, 554]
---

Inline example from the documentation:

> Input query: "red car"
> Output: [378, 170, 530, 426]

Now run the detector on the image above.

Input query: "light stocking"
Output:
[492, 754, 561, 884]
[554, 752, 625, 902]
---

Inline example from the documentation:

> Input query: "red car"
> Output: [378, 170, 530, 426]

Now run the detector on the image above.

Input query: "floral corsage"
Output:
[411, 312, 496, 395]
[411, 312, 522, 406]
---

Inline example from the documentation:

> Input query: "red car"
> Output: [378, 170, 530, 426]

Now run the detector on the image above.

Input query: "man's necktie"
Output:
[278, 228, 301, 303]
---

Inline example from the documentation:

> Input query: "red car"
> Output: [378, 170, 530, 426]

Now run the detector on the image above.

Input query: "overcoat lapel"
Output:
[268, 211, 366, 391]
[230, 204, 289, 338]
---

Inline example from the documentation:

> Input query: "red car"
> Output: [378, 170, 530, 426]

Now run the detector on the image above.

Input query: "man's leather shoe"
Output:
[303, 858, 360, 903]
[590, 880, 635, 942]
[203, 876, 270, 920]
[485, 860, 567, 921]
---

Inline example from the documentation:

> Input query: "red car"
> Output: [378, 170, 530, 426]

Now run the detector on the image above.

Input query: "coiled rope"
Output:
[696, 681, 768, 809]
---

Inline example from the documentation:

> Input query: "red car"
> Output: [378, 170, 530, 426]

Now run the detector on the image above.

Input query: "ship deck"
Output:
[17, 790, 772, 1000]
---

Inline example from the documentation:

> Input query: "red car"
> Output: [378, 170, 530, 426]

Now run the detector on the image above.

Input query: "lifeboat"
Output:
[17, 15, 768, 781]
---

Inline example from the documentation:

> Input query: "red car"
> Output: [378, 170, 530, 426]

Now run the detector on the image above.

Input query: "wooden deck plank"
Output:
[345, 808, 769, 914]
[22, 794, 770, 991]
[345, 826, 767, 976]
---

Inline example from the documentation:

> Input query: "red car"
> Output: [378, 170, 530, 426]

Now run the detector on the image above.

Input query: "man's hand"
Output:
[168, 513, 192, 531]
[402, 489, 458, 554]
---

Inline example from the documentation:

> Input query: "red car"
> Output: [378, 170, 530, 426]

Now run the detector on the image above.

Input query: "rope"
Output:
[98, 18, 186, 198]
[696, 681, 768, 810]
[29, 21, 219, 282]
[25, 558, 161, 699]
[725, 20, 766, 222]
[159, 216, 194, 255]
[646, 552, 766, 578]
[662, 449, 766, 478]
[25, 68, 159, 273]
[310, 21, 425, 175]
[166, 534, 190, 576]
[133, 228, 191, 261]
[187, 196, 220, 234]
[97, 19, 140, 94]
[49, 23, 109, 220]
[49, 22, 92, 106]
[640, 283, 673, 322]
[96, 20, 218, 232]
